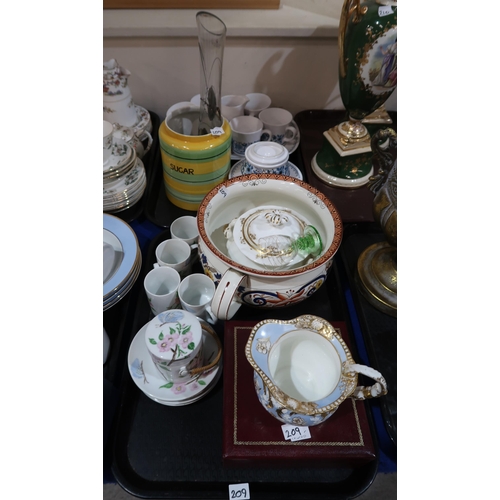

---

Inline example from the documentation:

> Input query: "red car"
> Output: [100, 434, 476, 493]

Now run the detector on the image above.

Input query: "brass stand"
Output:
[356, 242, 396, 317]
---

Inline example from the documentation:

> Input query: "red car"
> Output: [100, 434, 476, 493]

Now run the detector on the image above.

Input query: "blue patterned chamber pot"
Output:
[196, 176, 344, 321]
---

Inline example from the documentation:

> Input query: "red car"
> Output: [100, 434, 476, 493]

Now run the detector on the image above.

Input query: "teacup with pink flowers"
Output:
[145, 309, 204, 384]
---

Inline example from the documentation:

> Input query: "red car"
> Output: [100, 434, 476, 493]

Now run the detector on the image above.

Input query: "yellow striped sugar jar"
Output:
[159, 104, 232, 211]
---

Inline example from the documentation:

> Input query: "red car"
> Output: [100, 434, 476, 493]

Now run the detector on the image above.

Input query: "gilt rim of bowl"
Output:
[197, 174, 343, 277]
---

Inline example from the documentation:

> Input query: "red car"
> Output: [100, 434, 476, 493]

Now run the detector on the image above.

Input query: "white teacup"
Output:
[230, 116, 272, 157]
[259, 108, 297, 145]
[221, 95, 249, 122]
[155, 239, 192, 278]
[171, 216, 199, 265]
[244, 93, 272, 117]
[170, 216, 199, 246]
[178, 273, 217, 324]
[144, 266, 181, 316]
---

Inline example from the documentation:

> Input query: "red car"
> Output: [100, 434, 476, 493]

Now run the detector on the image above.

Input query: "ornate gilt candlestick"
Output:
[312, 0, 397, 188]
[356, 127, 397, 316]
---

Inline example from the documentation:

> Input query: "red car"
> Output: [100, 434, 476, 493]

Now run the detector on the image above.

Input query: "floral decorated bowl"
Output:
[196, 175, 343, 320]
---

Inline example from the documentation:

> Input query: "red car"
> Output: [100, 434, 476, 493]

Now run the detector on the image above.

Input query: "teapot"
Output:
[245, 315, 387, 426]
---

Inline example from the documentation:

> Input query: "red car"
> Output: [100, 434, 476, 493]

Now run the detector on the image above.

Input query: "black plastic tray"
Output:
[109, 110, 161, 225]
[110, 229, 380, 499]
[337, 223, 397, 446]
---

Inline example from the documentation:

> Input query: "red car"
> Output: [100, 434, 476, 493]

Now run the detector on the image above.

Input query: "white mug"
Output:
[221, 95, 249, 122]
[258, 108, 297, 145]
[244, 93, 272, 117]
[155, 239, 192, 278]
[230, 116, 272, 157]
[178, 273, 217, 324]
[144, 266, 181, 316]
[170, 216, 199, 246]
[170, 216, 199, 265]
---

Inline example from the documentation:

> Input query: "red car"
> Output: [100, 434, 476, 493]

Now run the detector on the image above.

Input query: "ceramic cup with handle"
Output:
[155, 239, 193, 278]
[229, 116, 272, 157]
[221, 95, 249, 122]
[244, 93, 272, 117]
[178, 273, 217, 324]
[170, 216, 199, 265]
[258, 108, 297, 145]
[144, 266, 181, 316]
[144, 309, 205, 384]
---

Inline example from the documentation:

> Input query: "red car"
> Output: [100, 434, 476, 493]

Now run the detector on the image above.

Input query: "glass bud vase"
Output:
[196, 11, 226, 135]
[312, 0, 397, 189]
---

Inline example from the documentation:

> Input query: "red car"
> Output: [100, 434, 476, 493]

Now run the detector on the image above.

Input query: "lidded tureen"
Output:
[224, 205, 322, 271]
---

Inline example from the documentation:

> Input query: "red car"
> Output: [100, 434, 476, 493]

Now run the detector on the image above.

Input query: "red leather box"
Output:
[222, 321, 376, 467]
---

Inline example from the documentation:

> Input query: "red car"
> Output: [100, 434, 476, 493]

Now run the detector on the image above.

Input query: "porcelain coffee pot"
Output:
[245, 315, 387, 426]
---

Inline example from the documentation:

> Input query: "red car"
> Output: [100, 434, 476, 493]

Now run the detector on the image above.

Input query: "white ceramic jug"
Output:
[245, 314, 387, 426]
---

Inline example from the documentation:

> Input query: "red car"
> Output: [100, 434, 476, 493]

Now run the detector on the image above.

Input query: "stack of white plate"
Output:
[103, 141, 147, 213]
[103, 214, 142, 311]
[128, 321, 222, 406]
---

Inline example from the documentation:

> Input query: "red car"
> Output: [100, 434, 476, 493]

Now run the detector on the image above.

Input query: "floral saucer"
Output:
[128, 321, 222, 405]
[132, 105, 152, 136]
[229, 159, 303, 180]
[103, 141, 134, 173]
[143, 367, 222, 406]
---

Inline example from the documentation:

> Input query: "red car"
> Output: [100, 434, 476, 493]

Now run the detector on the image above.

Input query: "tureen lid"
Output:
[229, 205, 313, 269]
[244, 142, 289, 169]
[145, 309, 202, 362]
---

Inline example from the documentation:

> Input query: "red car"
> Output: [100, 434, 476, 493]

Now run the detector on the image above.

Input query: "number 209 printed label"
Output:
[281, 424, 311, 442]
[228, 483, 250, 499]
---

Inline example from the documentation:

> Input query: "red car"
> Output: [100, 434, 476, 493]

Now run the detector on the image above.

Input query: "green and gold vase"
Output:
[312, 0, 397, 188]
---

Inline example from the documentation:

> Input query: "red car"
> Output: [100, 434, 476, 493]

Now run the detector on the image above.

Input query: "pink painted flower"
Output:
[172, 383, 186, 394]
[157, 333, 179, 352]
[178, 332, 193, 350]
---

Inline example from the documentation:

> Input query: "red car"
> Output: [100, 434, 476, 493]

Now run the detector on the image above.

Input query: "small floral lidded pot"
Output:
[145, 309, 204, 384]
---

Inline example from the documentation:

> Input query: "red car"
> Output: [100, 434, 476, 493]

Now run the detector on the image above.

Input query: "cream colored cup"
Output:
[178, 273, 217, 324]
[155, 239, 192, 277]
[244, 93, 272, 117]
[258, 108, 297, 145]
[170, 216, 199, 246]
[144, 266, 181, 316]
[221, 95, 249, 122]
[230, 116, 272, 157]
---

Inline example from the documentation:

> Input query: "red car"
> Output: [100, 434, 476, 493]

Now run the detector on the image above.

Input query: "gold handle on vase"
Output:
[339, 0, 368, 78]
